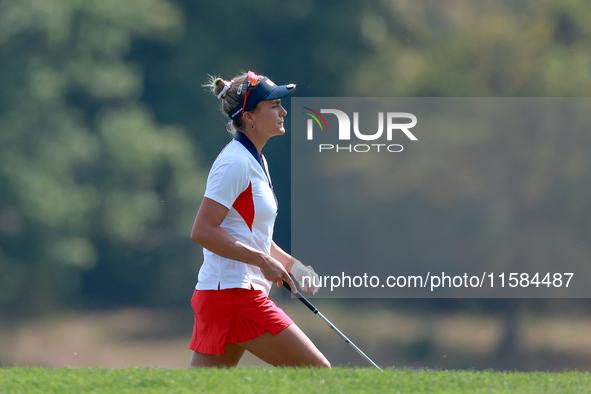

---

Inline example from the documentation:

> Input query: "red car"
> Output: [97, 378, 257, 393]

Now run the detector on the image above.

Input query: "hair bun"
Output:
[211, 78, 225, 96]
[213, 78, 233, 100]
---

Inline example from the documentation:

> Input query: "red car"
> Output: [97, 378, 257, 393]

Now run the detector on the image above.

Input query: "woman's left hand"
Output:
[291, 259, 320, 295]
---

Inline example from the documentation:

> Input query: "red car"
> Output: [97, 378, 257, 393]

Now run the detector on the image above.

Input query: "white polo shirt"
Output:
[195, 133, 278, 295]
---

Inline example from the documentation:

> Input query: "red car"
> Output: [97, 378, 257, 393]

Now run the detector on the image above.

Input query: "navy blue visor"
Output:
[228, 72, 296, 120]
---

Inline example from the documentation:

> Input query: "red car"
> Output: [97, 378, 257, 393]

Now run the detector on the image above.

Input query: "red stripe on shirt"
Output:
[233, 182, 254, 231]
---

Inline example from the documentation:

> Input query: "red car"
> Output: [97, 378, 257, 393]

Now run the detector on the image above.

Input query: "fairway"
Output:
[2, 367, 591, 394]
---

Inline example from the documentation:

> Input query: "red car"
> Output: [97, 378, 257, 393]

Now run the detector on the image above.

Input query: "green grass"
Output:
[1, 367, 591, 394]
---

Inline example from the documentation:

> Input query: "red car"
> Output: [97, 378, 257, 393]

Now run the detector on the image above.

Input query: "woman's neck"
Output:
[240, 129, 268, 154]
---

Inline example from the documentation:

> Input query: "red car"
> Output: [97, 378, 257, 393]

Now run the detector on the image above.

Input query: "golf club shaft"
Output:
[282, 280, 383, 371]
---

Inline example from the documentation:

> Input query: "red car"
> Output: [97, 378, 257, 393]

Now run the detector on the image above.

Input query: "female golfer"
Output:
[189, 71, 330, 368]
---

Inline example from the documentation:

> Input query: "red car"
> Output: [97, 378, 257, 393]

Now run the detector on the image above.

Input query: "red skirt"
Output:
[190, 287, 293, 355]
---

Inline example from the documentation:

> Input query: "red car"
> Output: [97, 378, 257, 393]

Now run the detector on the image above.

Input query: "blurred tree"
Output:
[0, 0, 205, 314]
[127, 0, 382, 252]
[354, 0, 591, 97]
[348, 0, 591, 355]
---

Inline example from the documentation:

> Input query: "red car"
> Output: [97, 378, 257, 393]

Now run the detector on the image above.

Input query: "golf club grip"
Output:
[282, 280, 318, 314]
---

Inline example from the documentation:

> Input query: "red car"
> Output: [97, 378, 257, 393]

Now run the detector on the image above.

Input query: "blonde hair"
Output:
[204, 73, 254, 136]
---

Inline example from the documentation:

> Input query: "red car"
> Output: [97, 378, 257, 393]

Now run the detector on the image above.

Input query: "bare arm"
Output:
[271, 241, 295, 273]
[272, 241, 321, 295]
[191, 197, 296, 293]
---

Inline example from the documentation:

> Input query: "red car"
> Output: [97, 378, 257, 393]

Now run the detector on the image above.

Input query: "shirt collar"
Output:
[234, 131, 277, 208]
[235, 131, 265, 170]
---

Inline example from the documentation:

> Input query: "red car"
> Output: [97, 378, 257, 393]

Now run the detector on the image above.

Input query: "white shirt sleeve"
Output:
[203, 154, 249, 210]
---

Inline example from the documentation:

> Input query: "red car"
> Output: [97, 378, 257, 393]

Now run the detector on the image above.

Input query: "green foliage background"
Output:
[0, 0, 590, 319]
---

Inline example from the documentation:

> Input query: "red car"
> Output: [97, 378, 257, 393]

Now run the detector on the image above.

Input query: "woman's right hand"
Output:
[258, 254, 297, 294]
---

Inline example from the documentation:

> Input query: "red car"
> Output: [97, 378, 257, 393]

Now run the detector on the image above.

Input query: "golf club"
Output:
[282, 279, 383, 371]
